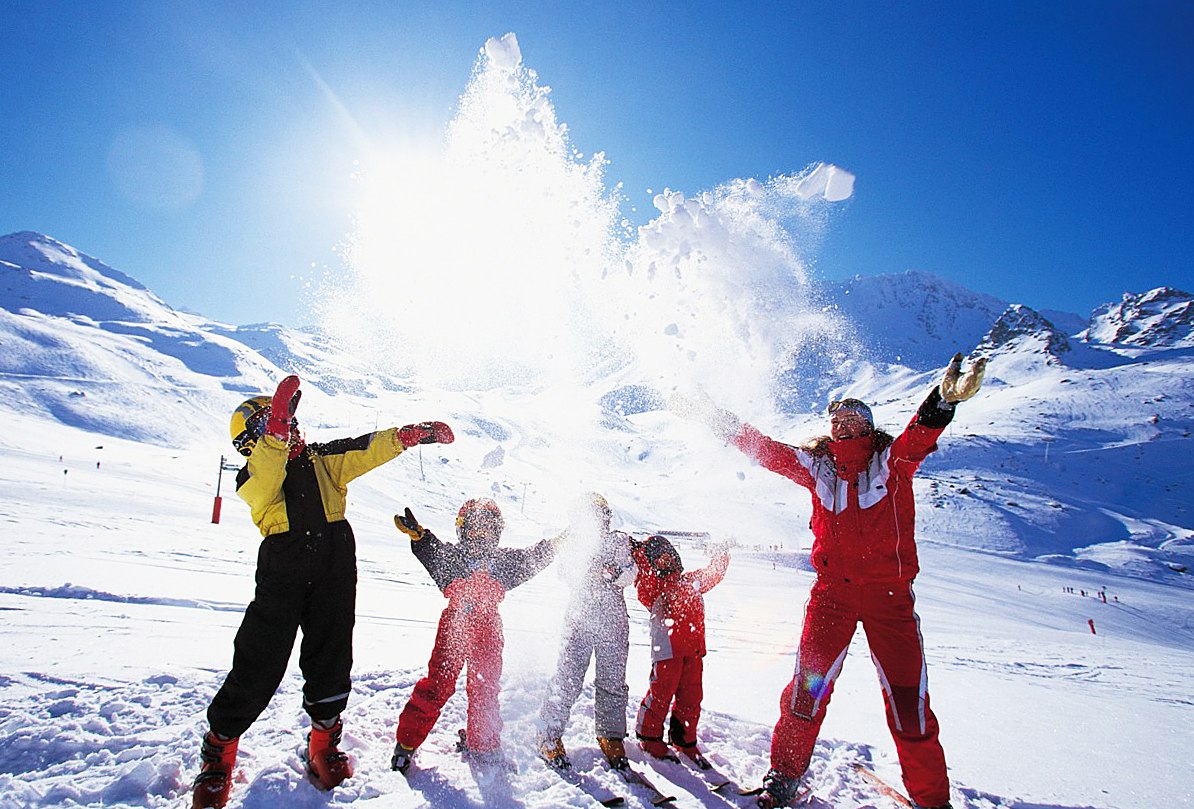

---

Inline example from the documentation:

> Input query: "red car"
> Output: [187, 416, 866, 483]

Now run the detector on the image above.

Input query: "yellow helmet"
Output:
[229, 395, 271, 457]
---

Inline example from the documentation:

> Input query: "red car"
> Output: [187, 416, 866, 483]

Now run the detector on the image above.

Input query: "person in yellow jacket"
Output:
[191, 374, 454, 809]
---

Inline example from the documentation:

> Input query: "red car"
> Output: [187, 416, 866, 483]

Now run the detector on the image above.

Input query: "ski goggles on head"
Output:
[827, 398, 873, 426]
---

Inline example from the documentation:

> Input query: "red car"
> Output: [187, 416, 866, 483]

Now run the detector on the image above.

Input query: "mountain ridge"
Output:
[2, 230, 1191, 587]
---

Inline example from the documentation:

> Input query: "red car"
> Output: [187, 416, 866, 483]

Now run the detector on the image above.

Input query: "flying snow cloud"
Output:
[318, 33, 620, 391]
[317, 32, 857, 420]
[790, 162, 856, 202]
[597, 172, 860, 417]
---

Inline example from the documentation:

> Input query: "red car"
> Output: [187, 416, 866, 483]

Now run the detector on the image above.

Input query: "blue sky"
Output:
[2, 1, 1191, 327]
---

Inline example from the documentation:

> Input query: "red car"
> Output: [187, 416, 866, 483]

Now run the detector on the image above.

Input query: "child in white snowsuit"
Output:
[537, 493, 637, 770]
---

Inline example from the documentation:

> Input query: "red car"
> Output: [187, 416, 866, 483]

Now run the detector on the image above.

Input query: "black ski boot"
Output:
[390, 741, 417, 774]
[757, 768, 806, 808]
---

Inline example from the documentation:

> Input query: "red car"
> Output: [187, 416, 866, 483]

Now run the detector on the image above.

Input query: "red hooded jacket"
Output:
[631, 545, 730, 661]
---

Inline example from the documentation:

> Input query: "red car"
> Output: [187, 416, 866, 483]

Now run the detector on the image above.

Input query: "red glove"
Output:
[398, 421, 454, 448]
[266, 375, 301, 439]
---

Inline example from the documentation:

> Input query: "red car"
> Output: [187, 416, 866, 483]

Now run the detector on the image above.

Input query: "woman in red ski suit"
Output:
[389, 498, 560, 771]
[678, 353, 985, 809]
[630, 534, 730, 765]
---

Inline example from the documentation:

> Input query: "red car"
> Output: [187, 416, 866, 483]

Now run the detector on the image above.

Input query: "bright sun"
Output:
[328, 120, 620, 389]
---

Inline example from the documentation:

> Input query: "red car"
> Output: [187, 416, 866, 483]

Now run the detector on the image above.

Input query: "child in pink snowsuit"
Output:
[630, 534, 729, 766]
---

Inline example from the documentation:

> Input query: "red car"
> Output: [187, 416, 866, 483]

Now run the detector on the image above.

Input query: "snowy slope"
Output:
[3, 231, 1194, 580]
[1, 234, 1192, 809]
[2, 31, 1193, 809]
[0, 233, 282, 446]
[0, 391, 1191, 809]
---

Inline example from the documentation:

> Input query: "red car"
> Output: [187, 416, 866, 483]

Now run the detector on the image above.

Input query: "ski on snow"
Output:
[544, 762, 626, 807]
[610, 763, 677, 806]
[852, 762, 914, 808]
[668, 753, 762, 797]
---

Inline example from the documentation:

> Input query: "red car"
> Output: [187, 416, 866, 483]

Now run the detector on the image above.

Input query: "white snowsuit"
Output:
[539, 528, 636, 739]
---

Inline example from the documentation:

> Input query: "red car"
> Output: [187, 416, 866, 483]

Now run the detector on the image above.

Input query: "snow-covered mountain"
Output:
[824, 270, 1014, 369]
[4, 32, 1190, 807]
[976, 303, 1071, 358]
[2, 229, 1192, 809]
[1081, 286, 1194, 348]
[0, 233, 417, 447]
[0, 232, 284, 445]
[823, 270, 1096, 370]
[3, 230, 1191, 588]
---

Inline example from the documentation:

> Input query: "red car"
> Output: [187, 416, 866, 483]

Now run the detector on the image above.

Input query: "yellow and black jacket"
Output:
[236, 428, 405, 537]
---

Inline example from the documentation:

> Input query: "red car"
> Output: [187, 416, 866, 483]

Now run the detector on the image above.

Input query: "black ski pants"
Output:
[207, 520, 357, 739]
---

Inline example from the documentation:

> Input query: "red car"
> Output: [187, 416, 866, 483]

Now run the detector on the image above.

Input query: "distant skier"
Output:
[536, 492, 637, 771]
[673, 352, 986, 809]
[190, 374, 453, 809]
[389, 498, 562, 772]
[630, 533, 730, 768]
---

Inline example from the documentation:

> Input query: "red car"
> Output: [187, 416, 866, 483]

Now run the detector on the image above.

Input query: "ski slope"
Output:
[0, 406, 1190, 809]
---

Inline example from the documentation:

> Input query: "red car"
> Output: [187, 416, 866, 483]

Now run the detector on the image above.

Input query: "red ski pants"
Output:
[635, 654, 704, 746]
[771, 579, 949, 807]
[394, 601, 504, 753]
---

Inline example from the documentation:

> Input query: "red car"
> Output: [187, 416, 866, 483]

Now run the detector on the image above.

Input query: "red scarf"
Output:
[829, 435, 874, 480]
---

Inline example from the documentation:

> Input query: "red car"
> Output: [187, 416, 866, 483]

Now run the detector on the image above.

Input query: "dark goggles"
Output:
[827, 398, 873, 424]
[232, 408, 296, 456]
[828, 398, 862, 414]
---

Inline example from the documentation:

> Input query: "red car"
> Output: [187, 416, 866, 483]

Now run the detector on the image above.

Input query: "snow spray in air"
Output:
[598, 171, 861, 418]
[318, 32, 858, 418]
[318, 33, 621, 391]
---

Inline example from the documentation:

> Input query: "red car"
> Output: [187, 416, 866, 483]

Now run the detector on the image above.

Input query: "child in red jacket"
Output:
[389, 498, 561, 772]
[630, 534, 730, 767]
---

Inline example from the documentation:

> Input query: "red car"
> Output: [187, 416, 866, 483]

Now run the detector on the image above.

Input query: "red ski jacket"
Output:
[732, 387, 954, 584]
[631, 546, 730, 662]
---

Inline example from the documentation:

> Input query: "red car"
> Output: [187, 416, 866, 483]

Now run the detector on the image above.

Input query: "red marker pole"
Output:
[1088, 618, 1096, 635]
[212, 455, 226, 524]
